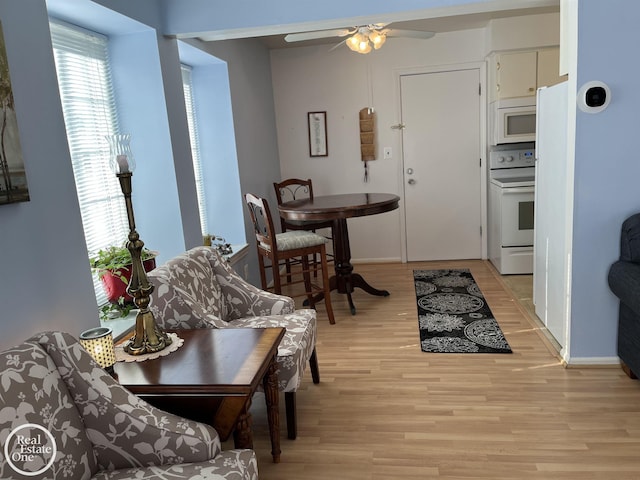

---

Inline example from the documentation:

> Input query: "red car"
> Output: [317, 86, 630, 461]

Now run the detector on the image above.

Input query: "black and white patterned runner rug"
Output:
[414, 269, 512, 354]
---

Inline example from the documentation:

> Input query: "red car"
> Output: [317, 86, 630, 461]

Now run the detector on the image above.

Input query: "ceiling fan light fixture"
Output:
[369, 30, 386, 49]
[358, 41, 372, 54]
[285, 23, 434, 53]
[344, 26, 388, 54]
[346, 33, 362, 51]
[345, 31, 373, 54]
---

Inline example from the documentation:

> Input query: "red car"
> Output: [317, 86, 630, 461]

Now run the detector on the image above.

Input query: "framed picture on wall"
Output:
[308, 111, 328, 157]
[0, 20, 30, 205]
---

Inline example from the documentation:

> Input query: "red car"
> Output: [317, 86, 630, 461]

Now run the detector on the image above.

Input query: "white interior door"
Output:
[401, 69, 482, 261]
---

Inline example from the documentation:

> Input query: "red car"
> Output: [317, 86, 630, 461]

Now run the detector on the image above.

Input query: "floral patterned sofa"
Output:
[148, 246, 319, 440]
[0, 331, 258, 480]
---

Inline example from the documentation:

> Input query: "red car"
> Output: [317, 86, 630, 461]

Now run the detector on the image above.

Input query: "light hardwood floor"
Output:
[235, 260, 640, 479]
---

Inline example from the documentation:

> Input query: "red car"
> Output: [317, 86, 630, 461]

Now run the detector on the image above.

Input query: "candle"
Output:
[116, 154, 129, 173]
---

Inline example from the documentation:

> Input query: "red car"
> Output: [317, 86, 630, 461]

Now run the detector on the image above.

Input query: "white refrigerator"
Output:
[534, 81, 571, 349]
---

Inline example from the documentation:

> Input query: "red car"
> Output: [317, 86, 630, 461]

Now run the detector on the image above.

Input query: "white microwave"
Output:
[490, 98, 536, 145]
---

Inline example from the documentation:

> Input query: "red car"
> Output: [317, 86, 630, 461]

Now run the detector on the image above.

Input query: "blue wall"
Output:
[568, 0, 640, 359]
[193, 37, 285, 287]
[111, 30, 186, 264]
[178, 41, 245, 245]
[0, 1, 99, 348]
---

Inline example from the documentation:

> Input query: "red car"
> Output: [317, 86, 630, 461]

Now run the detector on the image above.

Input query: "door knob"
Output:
[406, 168, 413, 174]
[407, 179, 416, 185]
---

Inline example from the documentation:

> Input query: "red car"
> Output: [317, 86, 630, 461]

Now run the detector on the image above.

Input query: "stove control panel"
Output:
[489, 148, 535, 169]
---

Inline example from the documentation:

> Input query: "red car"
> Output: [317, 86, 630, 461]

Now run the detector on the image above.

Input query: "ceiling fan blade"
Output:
[284, 28, 353, 43]
[385, 29, 435, 40]
[328, 39, 347, 52]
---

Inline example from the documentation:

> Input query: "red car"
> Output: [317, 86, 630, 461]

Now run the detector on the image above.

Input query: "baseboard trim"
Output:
[565, 356, 621, 367]
[351, 257, 402, 264]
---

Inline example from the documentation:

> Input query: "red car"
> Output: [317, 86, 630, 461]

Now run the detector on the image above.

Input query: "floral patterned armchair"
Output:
[148, 246, 320, 440]
[0, 331, 258, 480]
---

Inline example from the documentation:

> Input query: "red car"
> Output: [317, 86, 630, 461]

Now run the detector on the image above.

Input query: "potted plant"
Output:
[204, 234, 233, 256]
[90, 245, 157, 318]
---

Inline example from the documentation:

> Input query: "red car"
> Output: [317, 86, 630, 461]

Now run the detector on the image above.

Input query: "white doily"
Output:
[115, 333, 184, 363]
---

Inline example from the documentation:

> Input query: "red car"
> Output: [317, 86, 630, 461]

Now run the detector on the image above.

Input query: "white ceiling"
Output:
[199, 4, 559, 49]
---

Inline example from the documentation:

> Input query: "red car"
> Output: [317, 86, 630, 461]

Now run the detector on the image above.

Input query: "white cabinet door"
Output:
[496, 51, 538, 99]
[489, 48, 562, 101]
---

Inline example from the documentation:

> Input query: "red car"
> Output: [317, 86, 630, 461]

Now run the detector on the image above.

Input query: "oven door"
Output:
[499, 186, 535, 246]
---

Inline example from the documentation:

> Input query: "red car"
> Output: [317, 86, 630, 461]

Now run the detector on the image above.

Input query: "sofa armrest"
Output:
[620, 213, 640, 263]
[608, 260, 640, 317]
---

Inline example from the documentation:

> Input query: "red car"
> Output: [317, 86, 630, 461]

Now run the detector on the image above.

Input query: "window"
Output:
[50, 20, 128, 306]
[181, 64, 208, 236]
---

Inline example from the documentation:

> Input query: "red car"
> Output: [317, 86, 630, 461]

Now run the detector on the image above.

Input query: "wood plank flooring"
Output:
[233, 260, 640, 479]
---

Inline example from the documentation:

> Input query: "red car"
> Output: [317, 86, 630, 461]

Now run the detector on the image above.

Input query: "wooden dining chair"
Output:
[245, 193, 335, 325]
[273, 178, 334, 281]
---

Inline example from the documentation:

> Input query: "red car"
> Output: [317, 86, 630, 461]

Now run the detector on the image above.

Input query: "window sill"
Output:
[225, 243, 249, 265]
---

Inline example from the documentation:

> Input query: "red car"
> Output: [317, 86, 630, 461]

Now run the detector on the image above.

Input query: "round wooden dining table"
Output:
[277, 193, 400, 314]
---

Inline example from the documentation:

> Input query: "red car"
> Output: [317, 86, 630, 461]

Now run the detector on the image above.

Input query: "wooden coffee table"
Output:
[113, 327, 285, 463]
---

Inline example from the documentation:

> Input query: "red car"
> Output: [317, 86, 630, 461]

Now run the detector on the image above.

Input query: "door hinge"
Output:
[478, 83, 481, 96]
[480, 225, 483, 237]
[479, 158, 482, 167]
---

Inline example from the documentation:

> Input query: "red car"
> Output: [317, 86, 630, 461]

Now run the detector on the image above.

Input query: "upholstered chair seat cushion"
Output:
[274, 230, 327, 251]
[231, 309, 316, 392]
[90, 452, 258, 480]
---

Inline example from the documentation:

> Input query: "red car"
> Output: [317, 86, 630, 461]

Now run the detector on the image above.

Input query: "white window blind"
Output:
[50, 20, 129, 306]
[181, 64, 209, 236]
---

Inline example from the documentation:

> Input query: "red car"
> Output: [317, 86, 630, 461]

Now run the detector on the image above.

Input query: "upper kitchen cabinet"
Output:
[537, 48, 563, 89]
[488, 47, 563, 103]
[494, 50, 538, 100]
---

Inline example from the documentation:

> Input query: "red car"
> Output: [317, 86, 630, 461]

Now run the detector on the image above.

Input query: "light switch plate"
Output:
[383, 147, 392, 159]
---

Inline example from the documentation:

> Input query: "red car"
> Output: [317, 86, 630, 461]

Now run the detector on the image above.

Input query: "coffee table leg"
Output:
[263, 356, 281, 463]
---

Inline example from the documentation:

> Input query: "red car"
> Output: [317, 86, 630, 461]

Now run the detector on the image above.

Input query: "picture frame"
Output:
[0, 20, 30, 205]
[308, 111, 328, 157]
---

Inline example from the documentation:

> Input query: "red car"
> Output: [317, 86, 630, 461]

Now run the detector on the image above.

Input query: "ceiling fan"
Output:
[284, 23, 435, 54]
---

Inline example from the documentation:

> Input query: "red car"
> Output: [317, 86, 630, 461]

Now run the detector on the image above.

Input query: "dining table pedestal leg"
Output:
[330, 218, 390, 315]
[280, 193, 399, 316]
